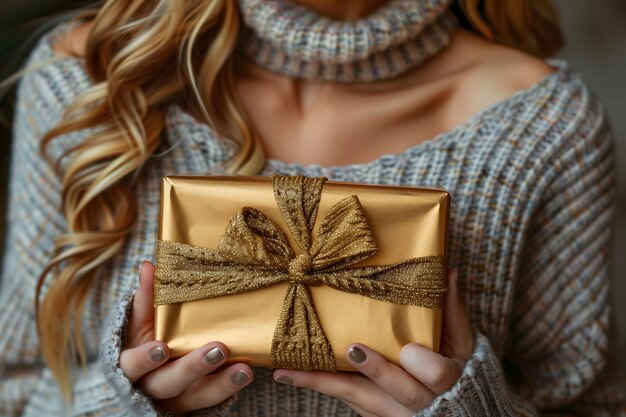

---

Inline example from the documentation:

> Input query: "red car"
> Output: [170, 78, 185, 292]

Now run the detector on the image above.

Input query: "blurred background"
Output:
[1, 0, 625, 371]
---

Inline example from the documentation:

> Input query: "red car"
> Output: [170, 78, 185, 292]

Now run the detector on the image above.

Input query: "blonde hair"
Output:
[1, 0, 563, 402]
[30, 0, 264, 401]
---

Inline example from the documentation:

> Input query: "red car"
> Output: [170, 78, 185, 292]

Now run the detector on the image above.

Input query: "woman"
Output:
[1, 0, 625, 415]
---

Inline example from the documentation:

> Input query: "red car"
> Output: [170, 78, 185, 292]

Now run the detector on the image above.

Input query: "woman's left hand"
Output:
[272, 269, 474, 417]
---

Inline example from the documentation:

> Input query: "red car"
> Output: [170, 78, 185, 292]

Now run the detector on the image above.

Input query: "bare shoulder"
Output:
[51, 20, 95, 58]
[470, 34, 557, 89]
[446, 29, 559, 108]
[434, 29, 558, 121]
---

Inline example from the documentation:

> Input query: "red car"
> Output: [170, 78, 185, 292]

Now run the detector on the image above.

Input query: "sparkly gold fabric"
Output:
[154, 174, 447, 371]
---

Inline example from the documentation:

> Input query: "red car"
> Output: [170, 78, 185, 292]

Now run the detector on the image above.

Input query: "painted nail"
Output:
[348, 346, 367, 364]
[231, 369, 251, 386]
[274, 375, 294, 385]
[204, 347, 225, 365]
[149, 346, 166, 362]
[139, 262, 145, 284]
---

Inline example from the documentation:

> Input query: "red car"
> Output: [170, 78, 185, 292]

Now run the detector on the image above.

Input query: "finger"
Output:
[127, 261, 156, 344]
[119, 340, 170, 383]
[399, 343, 461, 395]
[346, 343, 436, 412]
[139, 342, 229, 399]
[158, 363, 253, 412]
[273, 370, 412, 417]
[441, 268, 474, 360]
[342, 399, 378, 417]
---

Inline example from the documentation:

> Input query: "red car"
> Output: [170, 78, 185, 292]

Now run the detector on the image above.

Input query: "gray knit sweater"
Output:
[2, 19, 626, 417]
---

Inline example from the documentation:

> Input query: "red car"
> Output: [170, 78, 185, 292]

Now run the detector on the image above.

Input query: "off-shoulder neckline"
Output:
[170, 58, 573, 173]
[269, 59, 571, 172]
[37, 20, 576, 173]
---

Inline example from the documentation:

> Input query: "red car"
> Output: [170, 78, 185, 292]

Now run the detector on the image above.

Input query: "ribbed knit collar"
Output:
[234, 0, 458, 83]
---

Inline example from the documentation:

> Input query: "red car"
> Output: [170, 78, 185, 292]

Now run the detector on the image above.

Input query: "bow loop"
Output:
[310, 195, 378, 271]
[216, 207, 294, 269]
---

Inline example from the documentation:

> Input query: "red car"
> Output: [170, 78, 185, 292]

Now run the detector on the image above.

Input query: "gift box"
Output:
[154, 174, 450, 372]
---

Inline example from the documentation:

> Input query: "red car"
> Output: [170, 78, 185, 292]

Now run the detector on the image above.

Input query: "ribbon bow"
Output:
[155, 175, 447, 371]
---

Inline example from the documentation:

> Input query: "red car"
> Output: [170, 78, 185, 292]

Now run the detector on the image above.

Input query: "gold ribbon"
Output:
[154, 174, 447, 372]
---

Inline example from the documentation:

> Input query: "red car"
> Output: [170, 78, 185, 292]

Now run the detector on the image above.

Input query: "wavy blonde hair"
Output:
[2, 0, 563, 401]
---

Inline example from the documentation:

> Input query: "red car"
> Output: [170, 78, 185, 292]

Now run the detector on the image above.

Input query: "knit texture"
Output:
[235, 0, 458, 82]
[2, 14, 626, 417]
[101, 293, 164, 416]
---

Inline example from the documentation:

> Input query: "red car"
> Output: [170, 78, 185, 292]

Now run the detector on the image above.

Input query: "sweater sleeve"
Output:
[0, 24, 232, 417]
[0, 25, 157, 416]
[415, 86, 626, 416]
[0, 24, 234, 417]
[505, 87, 626, 415]
[0, 29, 72, 415]
[100, 291, 237, 417]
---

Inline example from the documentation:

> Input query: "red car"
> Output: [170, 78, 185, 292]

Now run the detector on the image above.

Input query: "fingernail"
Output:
[348, 346, 367, 364]
[204, 347, 225, 365]
[274, 375, 294, 385]
[139, 262, 145, 284]
[231, 369, 251, 386]
[149, 346, 166, 362]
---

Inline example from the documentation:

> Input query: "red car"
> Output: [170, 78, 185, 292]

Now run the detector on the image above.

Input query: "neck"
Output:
[289, 0, 391, 20]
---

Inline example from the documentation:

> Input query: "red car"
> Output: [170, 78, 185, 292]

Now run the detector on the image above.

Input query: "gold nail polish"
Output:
[231, 370, 250, 386]
[204, 347, 225, 364]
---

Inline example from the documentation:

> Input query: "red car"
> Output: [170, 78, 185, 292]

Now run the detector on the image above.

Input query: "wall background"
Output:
[1, 0, 625, 370]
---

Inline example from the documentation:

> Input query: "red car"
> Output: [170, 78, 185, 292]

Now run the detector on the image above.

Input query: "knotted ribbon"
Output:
[154, 174, 447, 372]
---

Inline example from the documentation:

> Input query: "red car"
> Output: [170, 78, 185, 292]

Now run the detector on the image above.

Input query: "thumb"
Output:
[441, 269, 474, 361]
[127, 261, 156, 346]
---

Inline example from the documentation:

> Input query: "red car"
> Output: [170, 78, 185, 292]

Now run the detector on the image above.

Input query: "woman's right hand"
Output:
[119, 261, 254, 415]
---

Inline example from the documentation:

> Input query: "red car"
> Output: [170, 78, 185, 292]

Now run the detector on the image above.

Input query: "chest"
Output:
[233, 73, 470, 167]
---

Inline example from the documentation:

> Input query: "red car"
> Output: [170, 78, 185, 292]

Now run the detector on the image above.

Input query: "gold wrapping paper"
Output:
[154, 175, 450, 371]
